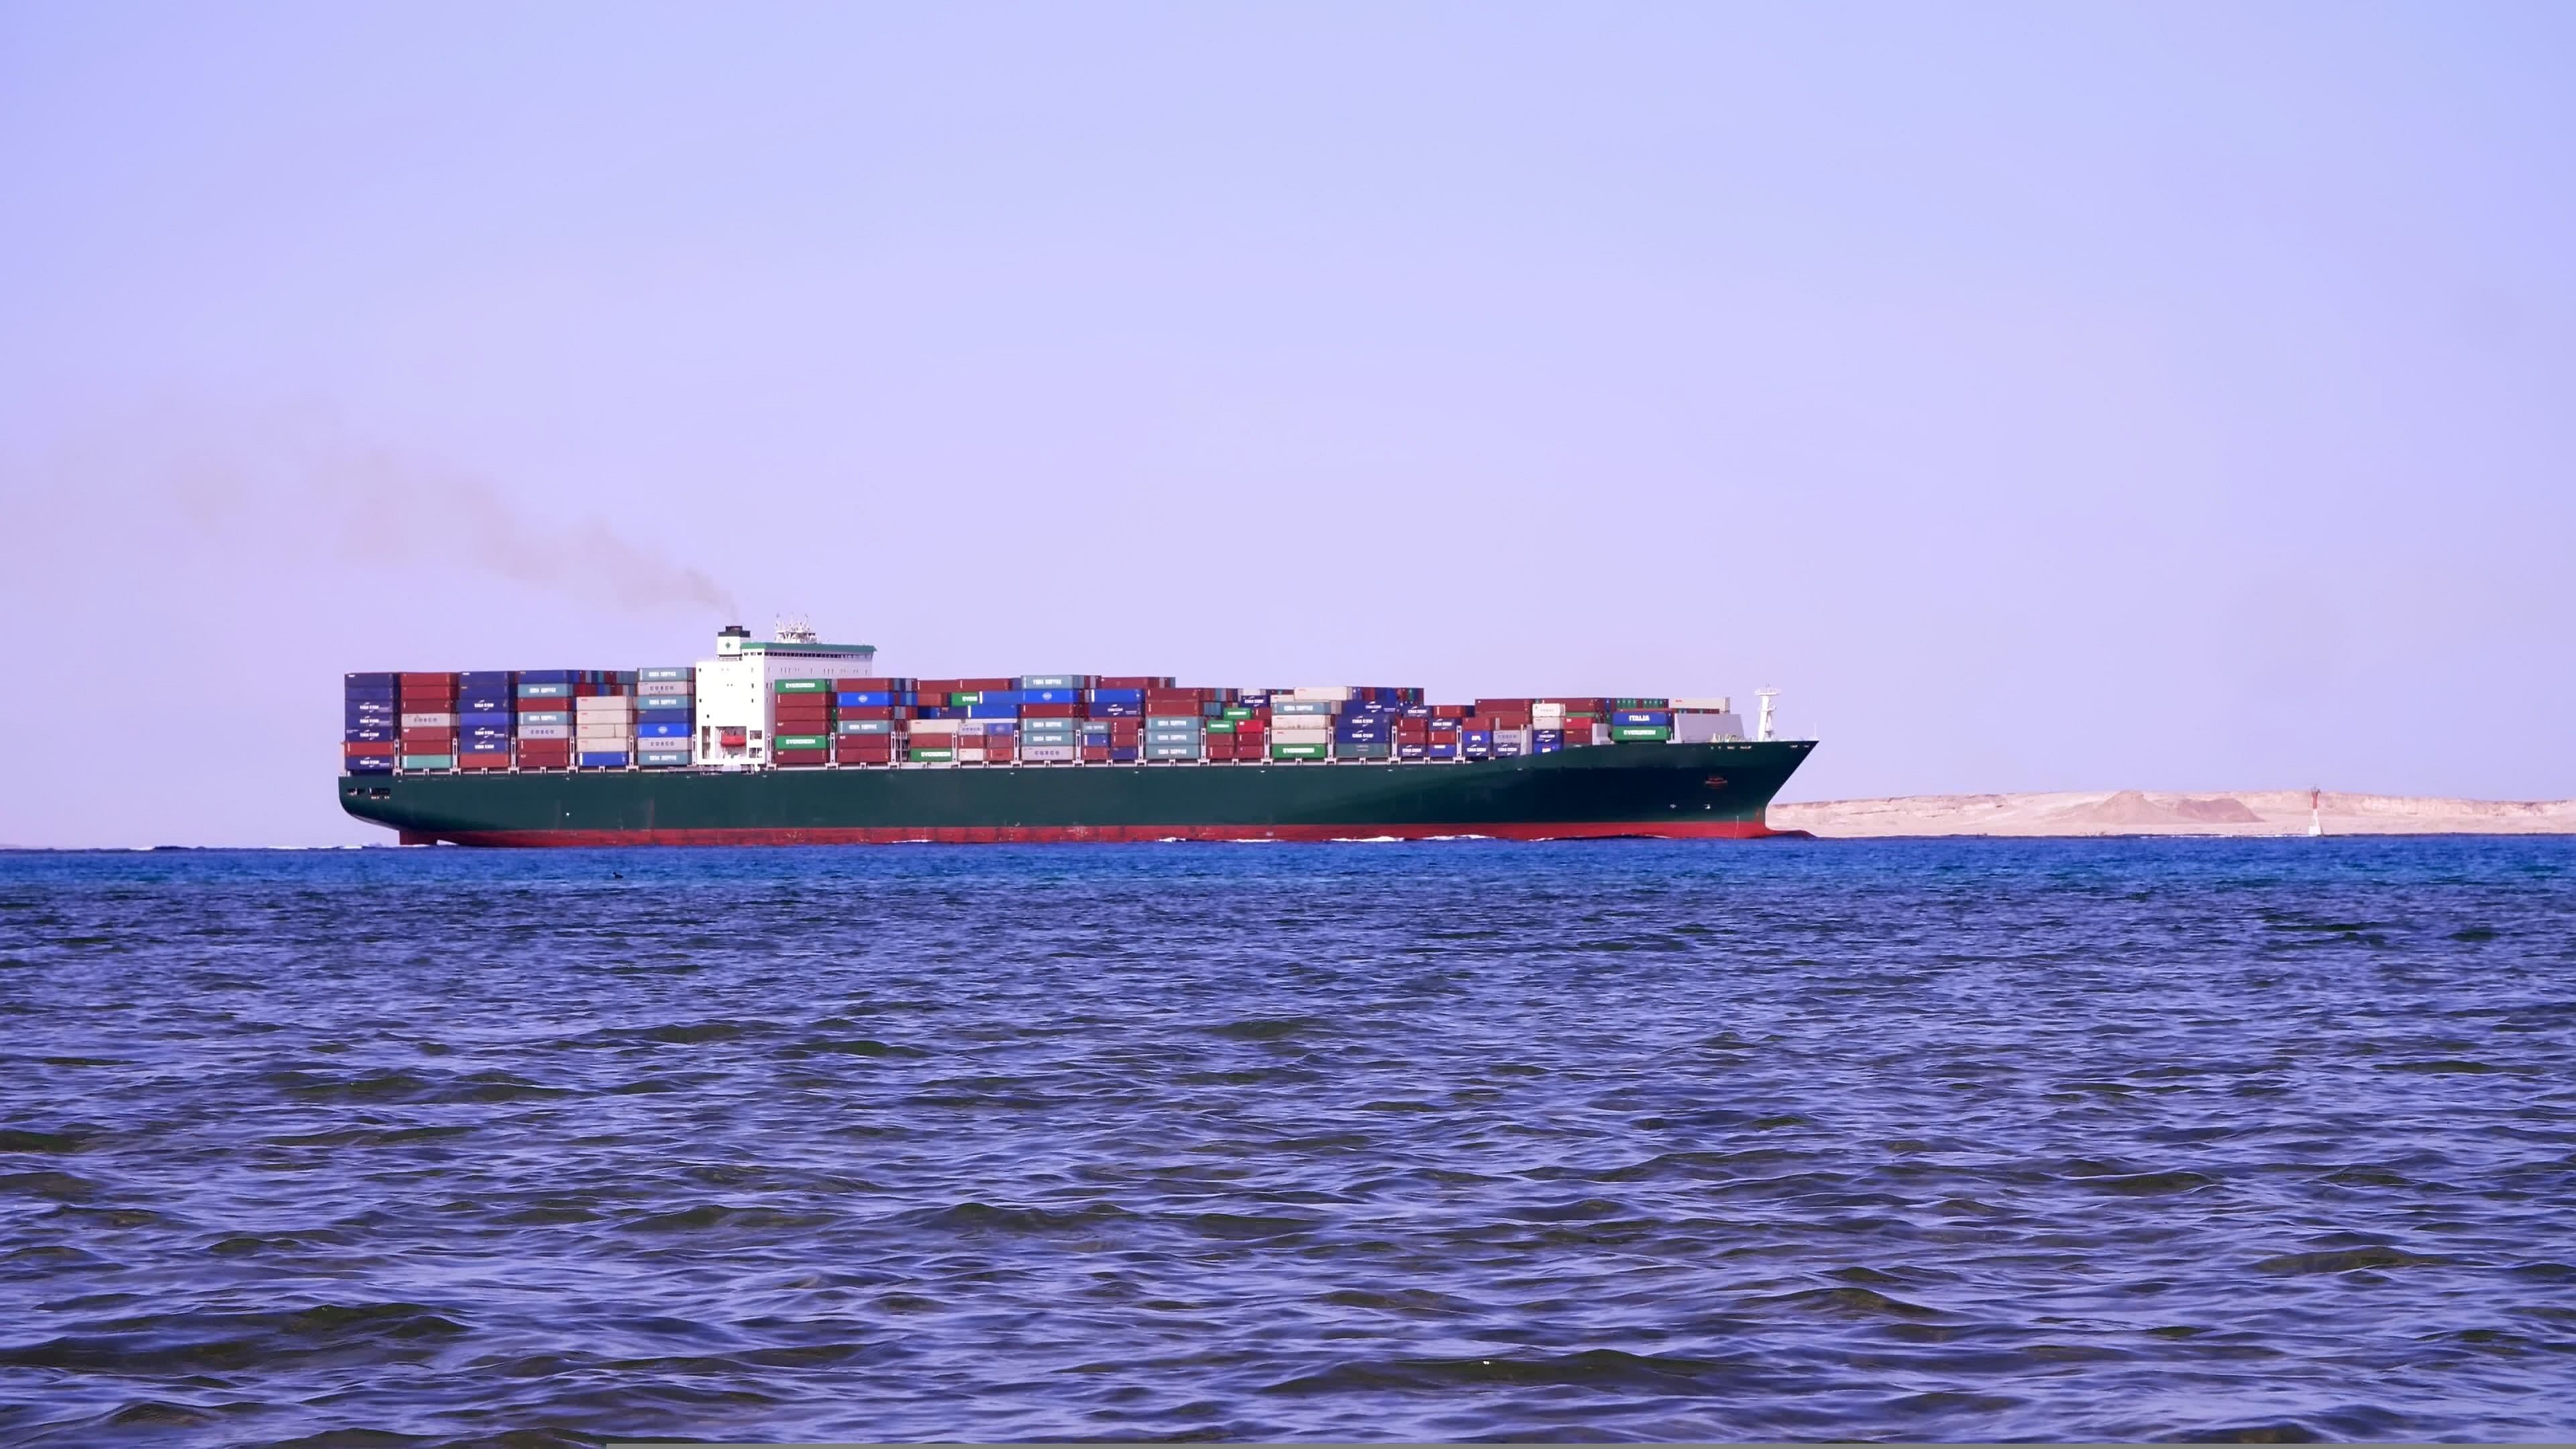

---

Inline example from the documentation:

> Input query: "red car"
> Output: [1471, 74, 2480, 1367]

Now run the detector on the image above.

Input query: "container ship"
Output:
[338, 625, 1816, 846]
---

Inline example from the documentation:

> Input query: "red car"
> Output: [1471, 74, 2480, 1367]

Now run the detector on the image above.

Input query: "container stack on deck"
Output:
[349, 654, 1748, 773]
[771, 678, 832, 765]
[398, 672, 458, 771]
[515, 671, 573, 771]
[457, 671, 514, 772]
[576, 673, 636, 769]
[344, 673, 397, 773]
[636, 667, 693, 767]
[833, 676, 910, 767]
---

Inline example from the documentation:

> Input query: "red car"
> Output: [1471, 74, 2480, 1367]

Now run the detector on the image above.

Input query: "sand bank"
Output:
[1770, 790, 2576, 837]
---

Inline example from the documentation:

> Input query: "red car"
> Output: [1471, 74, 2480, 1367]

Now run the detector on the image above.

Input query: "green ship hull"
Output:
[338, 741, 1817, 845]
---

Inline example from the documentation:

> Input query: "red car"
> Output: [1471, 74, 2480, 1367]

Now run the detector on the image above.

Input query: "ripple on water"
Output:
[1, 837, 2571, 1442]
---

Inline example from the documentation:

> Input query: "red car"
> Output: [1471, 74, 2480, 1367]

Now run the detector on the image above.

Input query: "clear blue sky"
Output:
[3, 3, 2571, 845]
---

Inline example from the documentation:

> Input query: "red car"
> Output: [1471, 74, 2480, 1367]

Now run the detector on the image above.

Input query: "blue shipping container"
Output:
[343, 672, 396, 690]
[1109, 746, 1140, 762]
[344, 725, 396, 743]
[517, 710, 570, 727]
[518, 682, 571, 698]
[638, 722, 690, 739]
[837, 691, 892, 708]
[519, 669, 574, 685]
[1087, 688, 1144, 704]
[345, 758, 393, 774]
[460, 739, 510, 755]
[638, 751, 691, 767]
[1428, 743, 1458, 759]
[966, 704, 1020, 720]
[1611, 710, 1672, 727]
[578, 751, 631, 768]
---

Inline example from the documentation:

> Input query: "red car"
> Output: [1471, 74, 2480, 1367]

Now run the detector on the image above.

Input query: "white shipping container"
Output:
[575, 698, 635, 715]
[1670, 696, 1733, 711]
[1285, 685, 1353, 701]
[908, 718, 963, 735]
[576, 724, 635, 741]
[517, 724, 572, 741]
[399, 712, 455, 729]
[1532, 702, 1566, 721]
[1023, 744, 1079, 762]
[1271, 727, 1333, 743]
[1673, 712, 1748, 743]
[637, 680, 692, 698]
[1492, 729, 1531, 749]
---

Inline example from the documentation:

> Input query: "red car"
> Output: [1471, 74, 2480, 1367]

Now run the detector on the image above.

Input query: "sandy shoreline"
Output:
[1769, 790, 2576, 837]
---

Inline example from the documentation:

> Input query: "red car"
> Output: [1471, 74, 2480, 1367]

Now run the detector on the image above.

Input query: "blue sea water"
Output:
[1, 837, 2571, 1445]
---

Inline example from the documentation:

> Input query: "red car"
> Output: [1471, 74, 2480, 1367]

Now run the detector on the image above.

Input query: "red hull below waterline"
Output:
[398, 818, 1795, 848]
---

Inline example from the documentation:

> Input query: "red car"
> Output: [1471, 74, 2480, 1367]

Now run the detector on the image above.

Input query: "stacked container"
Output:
[1333, 689, 1408, 761]
[453, 670, 515, 771]
[834, 677, 910, 766]
[343, 672, 398, 773]
[1269, 689, 1339, 761]
[1608, 698, 1674, 743]
[398, 672, 458, 771]
[635, 667, 694, 767]
[515, 670, 574, 771]
[771, 678, 831, 766]
[576, 674, 636, 769]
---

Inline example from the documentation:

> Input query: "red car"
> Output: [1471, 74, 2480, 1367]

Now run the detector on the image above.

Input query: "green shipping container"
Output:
[1608, 697, 1669, 709]
[1222, 706, 1254, 720]
[398, 755, 457, 771]
[1269, 742, 1329, 760]
[1609, 725, 1673, 742]
[774, 734, 830, 749]
[949, 692, 982, 706]
[775, 679, 828, 694]
[1203, 719, 1236, 733]
[908, 747, 955, 763]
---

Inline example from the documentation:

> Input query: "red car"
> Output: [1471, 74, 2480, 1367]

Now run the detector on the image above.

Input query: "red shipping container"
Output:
[398, 672, 456, 690]
[1432, 704, 1470, 719]
[1474, 698, 1534, 714]
[398, 695, 456, 710]
[772, 707, 832, 724]
[960, 677, 1014, 692]
[1095, 676, 1173, 691]
[773, 749, 828, 765]
[1081, 745, 1112, 761]
[832, 678, 879, 690]
[1020, 702, 1079, 718]
[400, 729, 456, 748]
[456, 753, 511, 771]
[840, 705, 894, 720]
